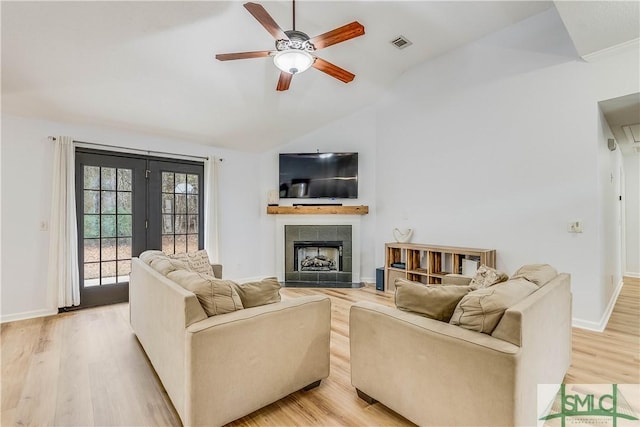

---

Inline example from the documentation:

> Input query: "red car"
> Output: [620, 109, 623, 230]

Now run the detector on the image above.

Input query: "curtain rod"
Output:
[47, 136, 222, 162]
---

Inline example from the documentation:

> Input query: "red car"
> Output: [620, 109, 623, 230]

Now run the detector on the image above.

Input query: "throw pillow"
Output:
[469, 265, 508, 290]
[139, 250, 165, 265]
[149, 257, 190, 276]
[511, 264, 557, 287]
[449, 278, 538, 334]
[394, 278, 471, 322]
[167, 270, 243, 316]
[233, 277, 282, 308]
[169, 249, 214, 276]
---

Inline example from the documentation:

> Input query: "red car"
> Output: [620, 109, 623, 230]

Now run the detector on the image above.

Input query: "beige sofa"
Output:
[350, 272, 572, 426]
[129, 257, 331, 426]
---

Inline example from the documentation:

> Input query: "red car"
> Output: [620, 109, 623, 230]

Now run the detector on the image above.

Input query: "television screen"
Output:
[279, 152, 358, 199]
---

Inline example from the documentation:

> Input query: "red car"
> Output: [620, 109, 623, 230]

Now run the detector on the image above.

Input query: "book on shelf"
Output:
[391, 262, 406, 269]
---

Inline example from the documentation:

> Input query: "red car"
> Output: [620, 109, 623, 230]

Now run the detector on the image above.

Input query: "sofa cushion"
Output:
[167, 270, 243, 316]
[469, 265, 509, 290]
[232, 277, 282, 308]
[449, 278, 538, 333]
[139, 250, 190, 276]
[394, 278, 471, 322]
[511, 264, 557, 287]
[169, 249, 214, 276]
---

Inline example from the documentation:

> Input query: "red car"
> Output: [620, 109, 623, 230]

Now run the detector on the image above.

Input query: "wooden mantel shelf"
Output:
[267, 205, 369, 215]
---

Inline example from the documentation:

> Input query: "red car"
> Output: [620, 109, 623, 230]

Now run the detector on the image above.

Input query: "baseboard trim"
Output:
[624, 272, 640, 279]
[360, 276, 374, 284]
[572, 278, 625, 332]
[1, 308, 58, 324]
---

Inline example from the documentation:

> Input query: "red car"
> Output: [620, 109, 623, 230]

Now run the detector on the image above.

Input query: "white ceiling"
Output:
[2, 1, 638, 152]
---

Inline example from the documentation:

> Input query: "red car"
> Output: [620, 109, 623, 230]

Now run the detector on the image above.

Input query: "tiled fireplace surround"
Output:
[285, 225, 352, 283]
[275, 216, 361, 284]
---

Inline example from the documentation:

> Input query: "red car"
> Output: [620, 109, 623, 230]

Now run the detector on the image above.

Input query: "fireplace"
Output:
[284, 225, 352, 283]
[294, 241, 343, 272]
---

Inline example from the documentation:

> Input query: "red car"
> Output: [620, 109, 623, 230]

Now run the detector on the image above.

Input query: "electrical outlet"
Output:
[568, 220, 582, 233]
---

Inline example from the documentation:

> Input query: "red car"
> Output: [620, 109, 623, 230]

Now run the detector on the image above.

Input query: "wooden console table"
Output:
[266, 205, 369, 215]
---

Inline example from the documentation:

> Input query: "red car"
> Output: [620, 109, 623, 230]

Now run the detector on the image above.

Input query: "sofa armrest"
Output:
[210, 263, 222, 279]
[184, 295, 331, 426]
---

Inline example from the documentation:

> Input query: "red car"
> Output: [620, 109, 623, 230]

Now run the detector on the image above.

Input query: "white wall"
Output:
[257, 107, 378, 280]
[1, 114, 262, 321]
[623, 154, 640, 277]
[376, 8, 639, 327]
[375, 8, 603, 324]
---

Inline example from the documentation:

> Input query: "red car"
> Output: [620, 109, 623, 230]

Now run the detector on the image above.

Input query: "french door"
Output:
[75, 149, 204, 309]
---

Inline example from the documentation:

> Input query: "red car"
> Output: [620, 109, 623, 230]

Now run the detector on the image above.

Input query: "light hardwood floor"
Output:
[1, 278, 638, 426]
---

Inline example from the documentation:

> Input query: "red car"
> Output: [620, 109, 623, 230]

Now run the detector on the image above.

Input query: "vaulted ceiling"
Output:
[2, 1, 638, 152]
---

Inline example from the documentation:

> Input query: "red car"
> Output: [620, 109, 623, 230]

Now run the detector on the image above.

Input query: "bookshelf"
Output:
[384, 242, 496, 292]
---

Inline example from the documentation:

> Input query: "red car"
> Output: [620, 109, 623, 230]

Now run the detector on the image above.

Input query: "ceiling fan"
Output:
[216, 1, 365, 91]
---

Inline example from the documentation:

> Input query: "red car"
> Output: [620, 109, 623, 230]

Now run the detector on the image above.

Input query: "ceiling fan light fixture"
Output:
[273, 50, 314, 74]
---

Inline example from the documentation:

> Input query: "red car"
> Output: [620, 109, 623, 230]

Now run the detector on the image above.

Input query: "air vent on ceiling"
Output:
[391, 36, 413, 50]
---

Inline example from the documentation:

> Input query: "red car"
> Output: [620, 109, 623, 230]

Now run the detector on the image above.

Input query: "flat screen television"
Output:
[279, 152, 358, 199]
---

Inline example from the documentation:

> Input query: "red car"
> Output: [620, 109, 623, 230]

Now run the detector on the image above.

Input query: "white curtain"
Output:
[47, 136, 80, 307]
[203, 157, 220, 262]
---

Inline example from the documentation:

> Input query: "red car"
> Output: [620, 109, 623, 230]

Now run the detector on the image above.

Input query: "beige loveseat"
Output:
[129, 255, 331, 426]
[350, 268, 572, 426]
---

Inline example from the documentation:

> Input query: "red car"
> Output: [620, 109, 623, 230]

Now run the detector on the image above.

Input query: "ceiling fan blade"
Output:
[215, 51, 273, 61]
[276, 71, 293, 91]
[244, 2, 289, 40]
[309, 22, 365, 50]
[312, 57, 355, 83]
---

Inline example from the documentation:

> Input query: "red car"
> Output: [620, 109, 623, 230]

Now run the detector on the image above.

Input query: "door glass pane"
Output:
[187, 215, 198, 233]
[118, 260, 131, 275]
[84, 166, 100, 190]
[162, 172, 174, 193]
[84, 239, 100, 262]
[175, 235, 187, 254]
[117, 215, 132, 237]
[101, 168, 116, 190]
[117, 192, 132, 214]
[102, 238, 117, 261]
[102, 215, 116, 238]
[175, 195, 186, 214]
[102, 262, 117, 284]
[117, 237, 132, 259]
[162, 235, 174, 254]
[175, 174, 187, 193]
[187, 174, 199, 194]
[162, 215, 173, 234]
[162, 194, 174, 214]
[84, 190, 100, 214]
[117, 169, 132, 191]
[187, 234, 198, 252]
[101, 191, 116, 214]
[187, 195, 198, 214]
[84, 263, 100, 287]
[175, 215, 186, 234]
[84, 215, 100, 238]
